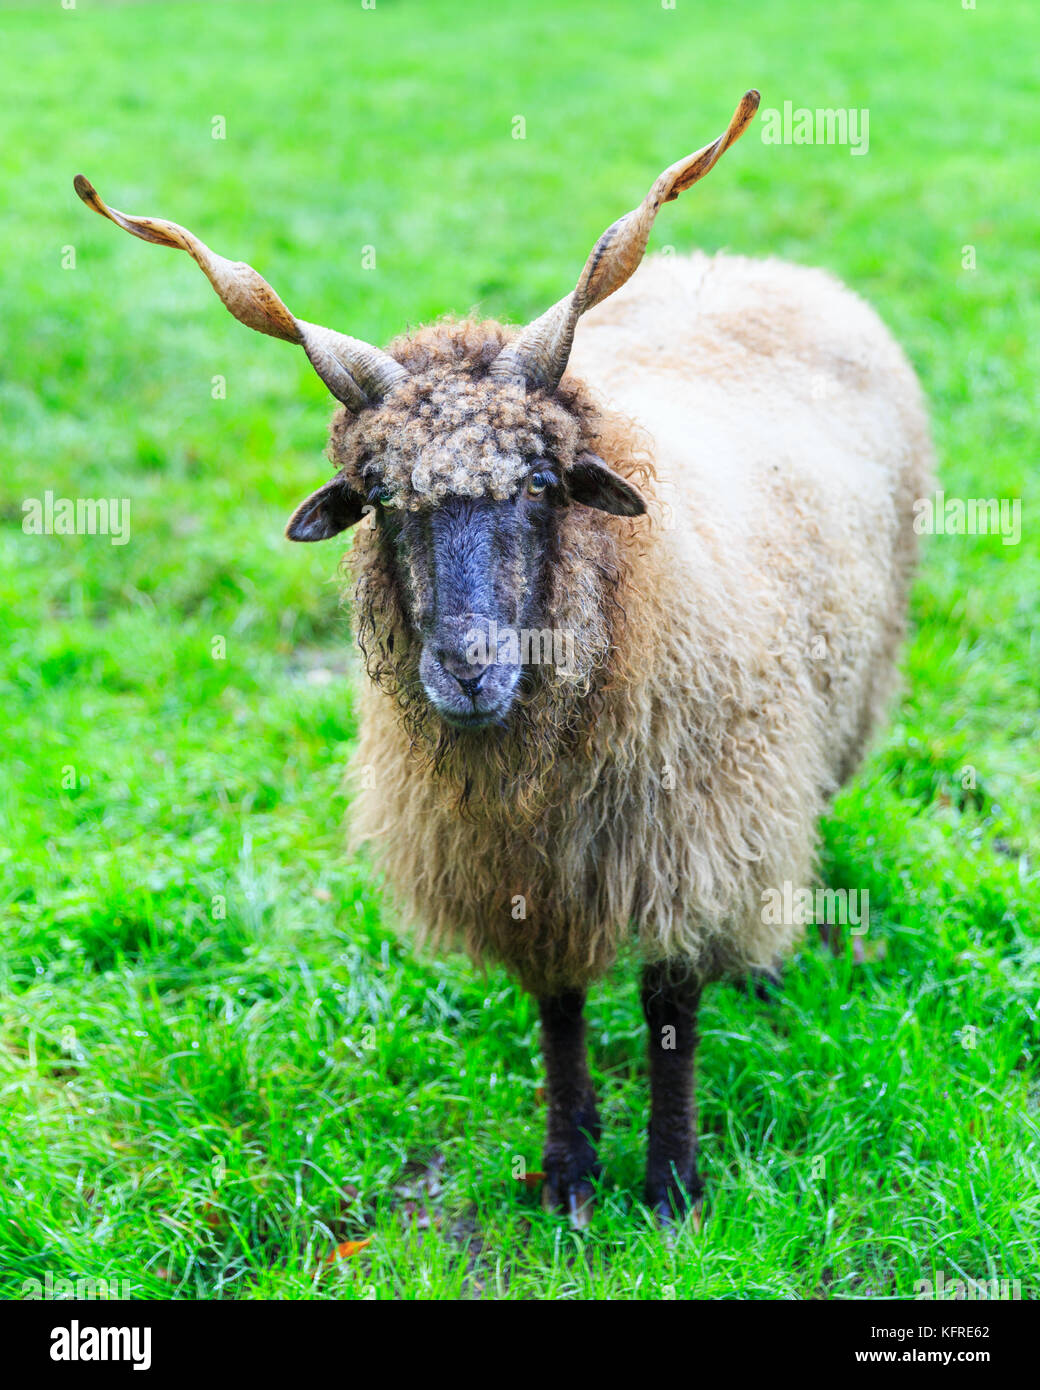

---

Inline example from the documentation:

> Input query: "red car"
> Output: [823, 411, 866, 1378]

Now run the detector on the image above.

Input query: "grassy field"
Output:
[1, 0, 1038, 1300]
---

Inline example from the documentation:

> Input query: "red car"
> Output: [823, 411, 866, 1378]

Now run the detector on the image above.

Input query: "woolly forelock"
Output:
[327, 318, 653, 507]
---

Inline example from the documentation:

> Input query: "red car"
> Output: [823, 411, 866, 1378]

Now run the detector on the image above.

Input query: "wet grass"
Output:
[0, 0, 1037, 1299]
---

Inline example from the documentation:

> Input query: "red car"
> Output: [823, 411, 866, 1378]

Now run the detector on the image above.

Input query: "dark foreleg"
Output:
[641, 961, 703, 1223]
[537, 990, 601, 1228]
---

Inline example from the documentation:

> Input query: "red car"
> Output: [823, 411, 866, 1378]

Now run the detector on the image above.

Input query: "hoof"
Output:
[644, 1170, 703, 1230]
[542, 1172, 598, 1229]
[651, 1195, 703, 1233]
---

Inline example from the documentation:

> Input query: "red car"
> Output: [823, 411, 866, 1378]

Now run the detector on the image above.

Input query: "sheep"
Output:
[74, 90, 934, 1226]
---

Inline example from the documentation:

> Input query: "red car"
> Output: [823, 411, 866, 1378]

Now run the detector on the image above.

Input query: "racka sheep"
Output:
[75, 90, 934, 1225]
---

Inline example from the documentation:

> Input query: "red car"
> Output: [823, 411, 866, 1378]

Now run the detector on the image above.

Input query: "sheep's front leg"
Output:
[537, 990, 601, 1228]
[641, 962, 703, 1223]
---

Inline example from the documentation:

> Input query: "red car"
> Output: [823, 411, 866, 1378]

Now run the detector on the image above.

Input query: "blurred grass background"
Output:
[0, 0, 1037, 1298]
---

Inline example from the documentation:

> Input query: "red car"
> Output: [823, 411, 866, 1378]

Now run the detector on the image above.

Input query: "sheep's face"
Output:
[286, 365, 645, 731]
[375, 481, 561, 729]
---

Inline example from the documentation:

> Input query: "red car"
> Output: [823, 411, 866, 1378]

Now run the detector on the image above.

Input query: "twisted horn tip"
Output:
[74, 174, 102, 211]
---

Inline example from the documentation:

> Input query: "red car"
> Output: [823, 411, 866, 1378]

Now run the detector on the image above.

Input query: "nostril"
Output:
[436, 649, 490, 696]
[456, 670, 486, 698]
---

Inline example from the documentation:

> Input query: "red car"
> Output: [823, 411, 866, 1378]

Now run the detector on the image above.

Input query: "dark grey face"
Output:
[286, 449, 647, 732]
[385, 470, 560, 729]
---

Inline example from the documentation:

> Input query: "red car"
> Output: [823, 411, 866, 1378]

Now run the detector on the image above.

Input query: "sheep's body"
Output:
[349, 251, 934, 996]
[571, 250, 933, 792]
[75, 105, 935, 1218]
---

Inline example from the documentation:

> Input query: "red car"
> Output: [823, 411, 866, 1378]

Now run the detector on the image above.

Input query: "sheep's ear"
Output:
[285, 477, 367, 541]
[567, 452, 647, 517]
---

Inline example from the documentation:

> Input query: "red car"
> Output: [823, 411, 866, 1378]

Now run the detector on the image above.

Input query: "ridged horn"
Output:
[73, 175, 408, 412]
[489, 89, 760, 393]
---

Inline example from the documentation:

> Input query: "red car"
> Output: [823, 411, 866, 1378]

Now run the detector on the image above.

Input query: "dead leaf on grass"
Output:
[324, 1238, 372, 1266]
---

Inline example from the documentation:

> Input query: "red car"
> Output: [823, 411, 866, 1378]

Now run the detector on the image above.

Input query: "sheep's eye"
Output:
[526, 470, 554, 498]
[368, 484, 394, 506]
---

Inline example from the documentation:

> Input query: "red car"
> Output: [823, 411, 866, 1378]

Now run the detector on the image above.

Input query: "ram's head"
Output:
[75, 90, 758, 729]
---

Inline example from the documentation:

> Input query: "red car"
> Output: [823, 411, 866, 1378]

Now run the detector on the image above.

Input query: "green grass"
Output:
[1, 0, 1038, 1300]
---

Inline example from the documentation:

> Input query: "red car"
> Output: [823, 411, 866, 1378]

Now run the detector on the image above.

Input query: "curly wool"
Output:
[333, 259, 934, 997]
[327, 318, 643, 508]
